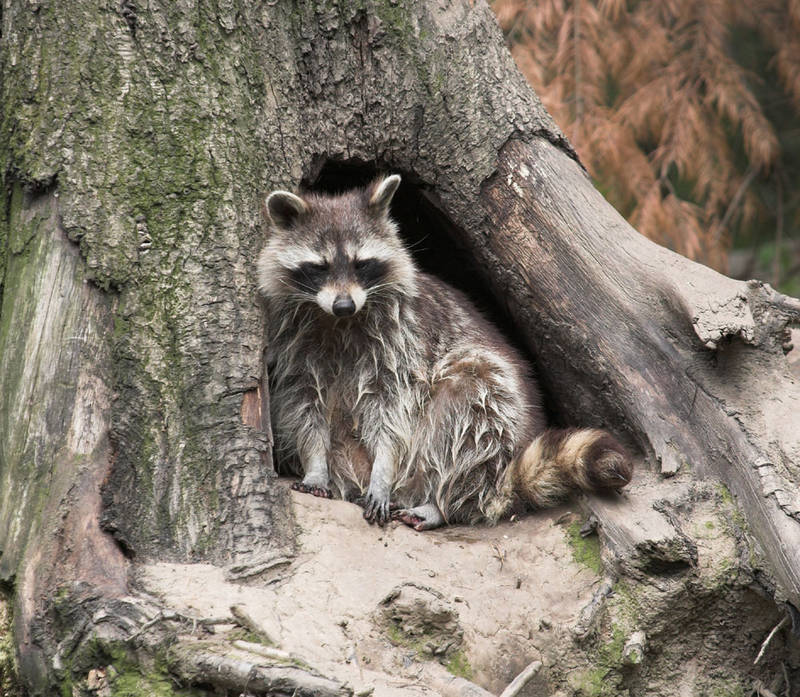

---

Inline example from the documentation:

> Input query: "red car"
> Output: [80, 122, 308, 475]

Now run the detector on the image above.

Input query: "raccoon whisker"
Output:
[367, 283, 407, 299]
[402, 235, 430, 252]
[363, 292, 394, 305]
[366, 282, 396, 293]
[276, 278, 316, 295]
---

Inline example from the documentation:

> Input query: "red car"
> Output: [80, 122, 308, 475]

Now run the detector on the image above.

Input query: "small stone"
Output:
[623, 630, 647, 666]
[86, 668, 106, 691]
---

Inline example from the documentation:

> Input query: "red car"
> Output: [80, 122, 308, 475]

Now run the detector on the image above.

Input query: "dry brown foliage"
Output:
[494, 0, 800, 272]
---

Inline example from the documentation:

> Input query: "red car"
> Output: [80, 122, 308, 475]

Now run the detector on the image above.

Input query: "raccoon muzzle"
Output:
[332, 294, 357, 317]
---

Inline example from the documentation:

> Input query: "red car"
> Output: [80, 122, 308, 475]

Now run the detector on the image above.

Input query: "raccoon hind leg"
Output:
[392, 503, 445, 531]
[398, 350, 522, 527]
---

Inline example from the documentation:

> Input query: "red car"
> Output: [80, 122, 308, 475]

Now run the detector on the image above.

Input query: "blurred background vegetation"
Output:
[492, 0, 800, 296]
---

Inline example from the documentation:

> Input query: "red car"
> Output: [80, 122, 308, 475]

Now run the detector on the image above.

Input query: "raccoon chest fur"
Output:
[267, 305, 426, 496]
[258, 174, 633, 530]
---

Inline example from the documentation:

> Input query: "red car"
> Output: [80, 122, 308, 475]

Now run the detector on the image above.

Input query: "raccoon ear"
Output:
[266, 191, 309, 229]
[367, 174, 401, 214]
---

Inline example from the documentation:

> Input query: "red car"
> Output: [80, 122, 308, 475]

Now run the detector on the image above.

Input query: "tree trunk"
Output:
[1, 0, 798, 695]
[477, 138, 800, 606]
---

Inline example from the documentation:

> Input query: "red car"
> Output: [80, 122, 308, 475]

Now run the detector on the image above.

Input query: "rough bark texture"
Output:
[476, 138, 800, 606]
[1, 0, 799, 695]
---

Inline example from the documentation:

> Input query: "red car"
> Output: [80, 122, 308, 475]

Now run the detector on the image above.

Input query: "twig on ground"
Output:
[754, 616, 788, 665]
[128, 609, 232, 640]
[491, 543, 506, 571]
[232, 639, 293, 662]
[499, 660, 542, 697]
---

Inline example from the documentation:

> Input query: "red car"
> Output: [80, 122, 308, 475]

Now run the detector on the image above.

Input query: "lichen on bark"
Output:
[1, 0, 295, 565]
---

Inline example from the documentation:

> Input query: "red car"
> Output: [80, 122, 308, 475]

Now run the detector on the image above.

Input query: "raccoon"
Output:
[257, 175, 632, 530]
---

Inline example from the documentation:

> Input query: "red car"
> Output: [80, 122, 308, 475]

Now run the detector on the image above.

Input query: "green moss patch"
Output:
[444, 650, 473, 680]
[565, 521, 604, 575]
[0, 595, 22, 697]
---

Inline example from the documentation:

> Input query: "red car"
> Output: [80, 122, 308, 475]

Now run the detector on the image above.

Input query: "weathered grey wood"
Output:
[581, 473, 698, 580]
[0, 189, 129, 692]
[170, 642, 353, 697]
[475, 138, 800, 606]
[498, 660, 542, 697]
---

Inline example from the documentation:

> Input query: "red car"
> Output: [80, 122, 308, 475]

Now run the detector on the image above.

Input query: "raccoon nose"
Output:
[332, 294, 356, 317]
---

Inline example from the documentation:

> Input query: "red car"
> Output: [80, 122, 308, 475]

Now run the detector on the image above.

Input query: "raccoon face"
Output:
[258, 175, 416, 317]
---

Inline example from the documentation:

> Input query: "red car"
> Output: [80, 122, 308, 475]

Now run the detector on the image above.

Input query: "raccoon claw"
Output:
[392, 510, 425, 531]
[362, 494, 391, 526]
[291, 481, 333, 498]
[391, 504, 445, 531]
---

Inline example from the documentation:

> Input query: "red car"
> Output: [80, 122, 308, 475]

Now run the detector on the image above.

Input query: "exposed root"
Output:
[754, 615, 788, 665]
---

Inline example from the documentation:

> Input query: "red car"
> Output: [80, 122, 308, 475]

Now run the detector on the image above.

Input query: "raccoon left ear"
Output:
[266, 190, 309, 229]
[368, 174, 401, 213]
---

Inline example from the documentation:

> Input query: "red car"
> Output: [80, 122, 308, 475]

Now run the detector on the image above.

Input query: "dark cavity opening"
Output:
[304, 159, 558, 421]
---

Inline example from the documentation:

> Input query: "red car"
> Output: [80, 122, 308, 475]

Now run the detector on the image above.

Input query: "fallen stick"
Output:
[754, 616, 788, 665]
[499, 660, 542, 697]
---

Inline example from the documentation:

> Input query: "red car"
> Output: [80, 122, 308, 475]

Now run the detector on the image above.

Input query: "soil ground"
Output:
[140, 482, 599, 696]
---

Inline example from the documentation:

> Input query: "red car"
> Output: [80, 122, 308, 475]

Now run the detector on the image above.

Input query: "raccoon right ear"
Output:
[266, 191, 309, 229]
[367, 174, 401, 214]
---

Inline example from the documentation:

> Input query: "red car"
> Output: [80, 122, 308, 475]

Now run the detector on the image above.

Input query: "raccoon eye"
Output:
[289, 261, 329, 292]
[305, 261, 329, 273]
[353, 257, 388, 287]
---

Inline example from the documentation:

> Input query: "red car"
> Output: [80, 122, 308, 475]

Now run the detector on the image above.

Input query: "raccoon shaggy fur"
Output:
[257, 175, 632, 530]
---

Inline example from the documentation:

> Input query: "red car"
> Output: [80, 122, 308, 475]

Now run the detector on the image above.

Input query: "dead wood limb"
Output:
[498, 660, 542, 697]
[170, 641, 353, 697]
[479, 137, 800, 608]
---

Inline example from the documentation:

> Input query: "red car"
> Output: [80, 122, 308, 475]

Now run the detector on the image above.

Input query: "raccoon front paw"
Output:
[362, 491, 391, 526]
[291, 481, 333, 498]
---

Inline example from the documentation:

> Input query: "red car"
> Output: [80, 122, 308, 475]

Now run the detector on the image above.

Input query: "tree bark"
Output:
[476, 137, 800, 607]
[0, 0, 798, 694]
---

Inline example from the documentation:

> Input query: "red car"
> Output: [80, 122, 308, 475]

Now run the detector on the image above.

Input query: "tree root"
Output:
[170, 640, 352, 696]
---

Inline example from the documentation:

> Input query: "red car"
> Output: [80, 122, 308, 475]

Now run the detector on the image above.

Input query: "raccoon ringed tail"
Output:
[513, 428, 633, 509]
